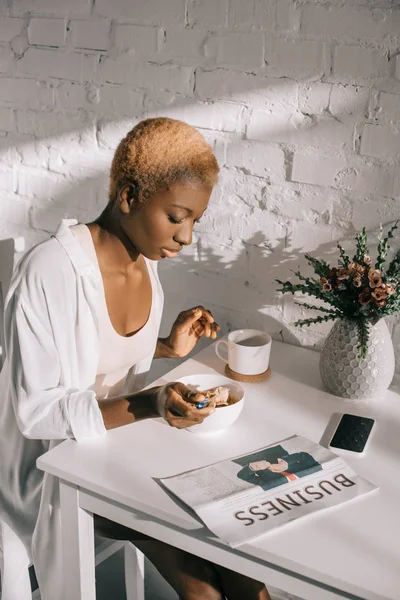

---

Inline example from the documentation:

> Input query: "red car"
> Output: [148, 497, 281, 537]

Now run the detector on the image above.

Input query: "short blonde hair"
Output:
[109, 117, 219, 203]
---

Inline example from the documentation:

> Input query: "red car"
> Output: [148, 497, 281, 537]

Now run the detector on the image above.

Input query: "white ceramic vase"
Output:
[319, 318, 395, 399]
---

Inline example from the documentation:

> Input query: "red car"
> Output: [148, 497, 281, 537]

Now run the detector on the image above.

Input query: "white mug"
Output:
[215, 329, 272, 376]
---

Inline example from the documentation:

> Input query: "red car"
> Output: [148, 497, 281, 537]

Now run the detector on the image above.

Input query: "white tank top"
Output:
[70, 223, 157, 399]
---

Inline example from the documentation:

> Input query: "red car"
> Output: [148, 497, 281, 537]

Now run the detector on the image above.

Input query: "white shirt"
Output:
[0, 219, 164, 599]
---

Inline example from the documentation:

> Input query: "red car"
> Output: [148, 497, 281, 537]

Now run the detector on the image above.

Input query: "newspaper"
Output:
[160, 435, 377, 547]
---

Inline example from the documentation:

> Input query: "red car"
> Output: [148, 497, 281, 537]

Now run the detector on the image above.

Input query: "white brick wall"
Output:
[70, 20, 111, 51]
[332, 46, 390, 82]
[360, 124, 400, 159]
[164, 28, 208, 63]
[300, 4, 395, 41]
[27, 18, 66, 47]
[95, 0, 186, 25]
[113, 24, 161, 56]
[377, 92, 400, 123]
[13, 0, 91, 16]
[205, 33, 265, 69]
[1, 0, 400, 375]
[0, 18, 24, 42]
[264, 38, 329, 79]
[16, 48, 98, 81]
[188, 0, 228, 29]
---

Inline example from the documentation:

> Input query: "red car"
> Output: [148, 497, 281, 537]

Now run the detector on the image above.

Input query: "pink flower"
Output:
[372, 287, 387, 302]
[368, 269, 382, 288]
[337, 268, 350, 281]
[320, 277, 332, 292]
[382, 282, 395, 295]
[348, 262, 364, 275]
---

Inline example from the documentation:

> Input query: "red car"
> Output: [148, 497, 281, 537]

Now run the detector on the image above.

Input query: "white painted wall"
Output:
[1, 0, 400, 377]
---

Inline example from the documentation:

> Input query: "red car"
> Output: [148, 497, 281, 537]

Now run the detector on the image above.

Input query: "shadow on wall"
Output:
[1, 46, 400, 380]
[152, 220, 400, 382]
[0, 65, 380, 241]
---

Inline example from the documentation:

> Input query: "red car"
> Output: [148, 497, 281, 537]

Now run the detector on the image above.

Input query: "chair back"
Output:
[0, 236, 35, 599]
[0, 237, 25, 369]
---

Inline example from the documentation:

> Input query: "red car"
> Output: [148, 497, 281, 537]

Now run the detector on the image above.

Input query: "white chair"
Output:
[0, 237, 145, 600]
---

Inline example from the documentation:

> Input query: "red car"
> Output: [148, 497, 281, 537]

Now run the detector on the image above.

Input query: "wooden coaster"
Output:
[225, 364, 271, 383]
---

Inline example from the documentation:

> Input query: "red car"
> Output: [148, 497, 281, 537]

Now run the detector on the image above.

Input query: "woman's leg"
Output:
[95, 515, 222, 600]
[215, 565, 272, 600]
[94, 515, 270, 600]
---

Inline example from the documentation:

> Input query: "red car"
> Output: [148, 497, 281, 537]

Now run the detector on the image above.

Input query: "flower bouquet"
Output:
[276, 224, 400, 398]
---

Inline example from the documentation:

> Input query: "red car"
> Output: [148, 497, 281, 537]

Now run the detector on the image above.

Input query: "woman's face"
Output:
[120, 183, 212, 261]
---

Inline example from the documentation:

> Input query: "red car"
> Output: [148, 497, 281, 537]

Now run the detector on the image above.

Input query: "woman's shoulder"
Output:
[9, 236, 76, 302]
[18, 235, 73, 276]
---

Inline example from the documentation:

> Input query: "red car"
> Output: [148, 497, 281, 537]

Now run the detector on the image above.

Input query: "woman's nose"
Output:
[174, 223, 193, 246]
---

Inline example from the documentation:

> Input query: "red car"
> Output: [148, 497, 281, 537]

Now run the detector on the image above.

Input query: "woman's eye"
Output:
[168, 215, 184, 225]
[194, 218, 202, 225]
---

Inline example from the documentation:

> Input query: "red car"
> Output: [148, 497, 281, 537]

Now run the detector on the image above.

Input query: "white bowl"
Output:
[176, 374, 245, 435]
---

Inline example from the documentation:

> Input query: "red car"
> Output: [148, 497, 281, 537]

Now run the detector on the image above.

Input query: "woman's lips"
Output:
[161, 248, 180, 258]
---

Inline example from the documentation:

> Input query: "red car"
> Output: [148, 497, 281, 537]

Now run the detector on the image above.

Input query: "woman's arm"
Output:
[98, 383, 216, 431]
[98, 386, 159, 430]
[154, 338, 178, 359]
[6, 295, 107, 441]
[7, 296, 214, 438]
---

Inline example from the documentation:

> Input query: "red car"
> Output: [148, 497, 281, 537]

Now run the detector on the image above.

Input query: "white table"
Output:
[37, 340, 400, 600]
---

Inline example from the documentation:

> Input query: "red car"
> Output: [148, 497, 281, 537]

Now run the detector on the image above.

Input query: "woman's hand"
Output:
[155, 382, 216, 429]
[161, 306, 220, 359]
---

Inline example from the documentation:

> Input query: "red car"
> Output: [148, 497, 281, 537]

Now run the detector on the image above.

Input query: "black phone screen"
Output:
[329, 414, 375, 453]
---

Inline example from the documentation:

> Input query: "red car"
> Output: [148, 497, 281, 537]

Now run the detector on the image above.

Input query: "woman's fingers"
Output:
[175, 305, 220, 339]
[165, 383, 216, 428]
[191, 314, 220, 339]
[176, 306, 218, 336]
[195, 321, 220, 339]
[191, 306, 214, 323]
[185, 391, 206, 405]
[209, 321, 220, 338]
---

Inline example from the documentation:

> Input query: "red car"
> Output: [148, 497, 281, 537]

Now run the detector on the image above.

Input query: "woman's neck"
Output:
[88, 204, 141, 274]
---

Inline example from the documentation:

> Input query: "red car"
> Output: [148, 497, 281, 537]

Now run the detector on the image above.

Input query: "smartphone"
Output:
[329, 413, 375, 454]
[186, 391, 210, 410]
[195, 399, 210, 410]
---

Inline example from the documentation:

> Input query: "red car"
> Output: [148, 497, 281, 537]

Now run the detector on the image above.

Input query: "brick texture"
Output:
[70, 20, 110, 51]
[13, 0, 91, 15]
[28, 18, 66, 47]
[0, 18, 24, 42]
[1, 0, 400, 369]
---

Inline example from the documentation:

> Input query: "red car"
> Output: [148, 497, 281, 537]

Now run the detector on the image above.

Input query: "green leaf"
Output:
[376, 221, 399, 271]
[294, 301, 343, 318]
[387, 248, 400, 278]
[353, 227, 368, 264]
[292, 315, 337, 327]
[304, 254, 331, 278]
[276, 277, 343, 310]
[276, 223, 400, 327]
[337, 243, 350, 268]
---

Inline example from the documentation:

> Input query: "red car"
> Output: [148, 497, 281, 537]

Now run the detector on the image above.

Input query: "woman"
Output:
[0, 118, 271, 599]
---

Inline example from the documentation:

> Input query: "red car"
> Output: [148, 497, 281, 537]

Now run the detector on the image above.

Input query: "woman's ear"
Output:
[118, 182, 138, 214]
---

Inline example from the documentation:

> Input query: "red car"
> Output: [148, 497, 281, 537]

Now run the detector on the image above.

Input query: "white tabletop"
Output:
[37, 340, 400, 600]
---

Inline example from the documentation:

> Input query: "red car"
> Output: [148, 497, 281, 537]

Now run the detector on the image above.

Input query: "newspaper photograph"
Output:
[160, 435, 378, 547]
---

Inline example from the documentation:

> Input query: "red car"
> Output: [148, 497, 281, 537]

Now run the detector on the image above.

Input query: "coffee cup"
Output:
[215, 329, 272, 376]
